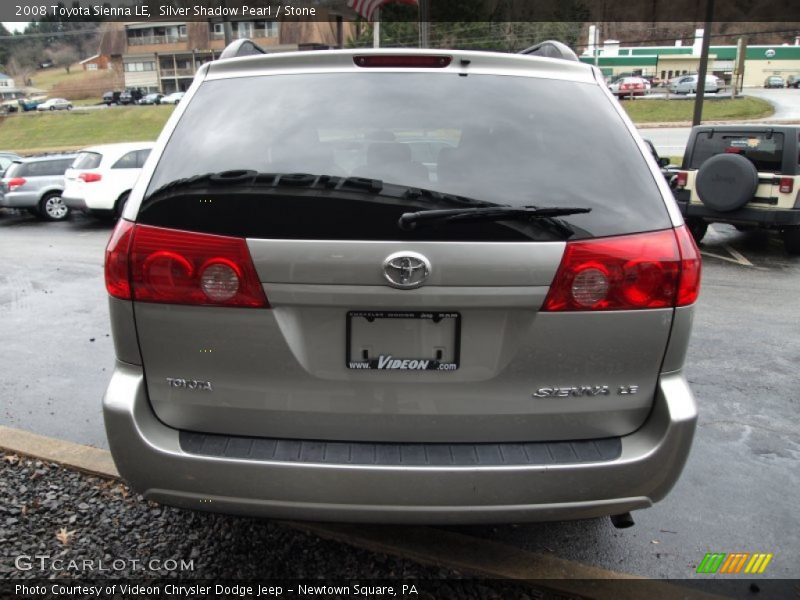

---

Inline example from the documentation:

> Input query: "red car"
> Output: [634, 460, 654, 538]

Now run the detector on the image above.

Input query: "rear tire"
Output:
[782, 228, 800, 255]
[38, 193, 69, 221]
[687, 218, 708, 244]
[114, 191, 130, 220]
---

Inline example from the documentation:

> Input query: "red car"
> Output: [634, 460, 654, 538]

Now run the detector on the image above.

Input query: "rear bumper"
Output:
[677, 200, 800, 228]
[61, 195, 88, 211]
[103, 362, 697, 524]
[0, 192, 38, 208]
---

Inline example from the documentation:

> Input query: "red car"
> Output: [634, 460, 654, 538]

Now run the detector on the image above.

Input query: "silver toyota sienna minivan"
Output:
[103, 45, 701, 524]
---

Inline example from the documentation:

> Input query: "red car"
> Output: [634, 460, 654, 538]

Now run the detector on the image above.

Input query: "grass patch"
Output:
[622, 96, 774, 123]
[27, 65, 82, 91]
[0, 107, 174, 154]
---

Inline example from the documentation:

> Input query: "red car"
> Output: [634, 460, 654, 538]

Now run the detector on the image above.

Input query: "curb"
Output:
[0, 426, 723, 599]
[638, 118, 800, 128]
[0, 425, 118, 478]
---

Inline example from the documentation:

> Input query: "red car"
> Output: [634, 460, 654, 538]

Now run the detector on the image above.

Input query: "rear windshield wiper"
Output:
[145, 170, 498, 209]
[398, 206, 591, 237]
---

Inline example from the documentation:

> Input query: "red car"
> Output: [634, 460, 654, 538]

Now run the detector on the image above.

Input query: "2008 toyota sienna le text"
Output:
[102, 44, 701, 525]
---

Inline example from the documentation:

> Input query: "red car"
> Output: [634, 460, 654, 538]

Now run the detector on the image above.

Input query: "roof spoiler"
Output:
[518, 40, 578, 62]
[219, 39, 267, 60]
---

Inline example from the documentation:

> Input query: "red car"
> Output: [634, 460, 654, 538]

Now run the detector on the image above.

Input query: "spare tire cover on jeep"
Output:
[695, 153, 758, 212]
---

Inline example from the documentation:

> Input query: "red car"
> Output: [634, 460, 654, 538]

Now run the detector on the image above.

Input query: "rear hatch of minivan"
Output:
[113, 56, 698, 444]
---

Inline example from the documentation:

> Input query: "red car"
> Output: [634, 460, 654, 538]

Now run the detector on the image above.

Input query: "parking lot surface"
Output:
[1, 211, 798, 583]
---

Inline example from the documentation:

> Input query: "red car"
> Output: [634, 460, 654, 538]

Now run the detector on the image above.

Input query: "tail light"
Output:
[79, 173, 102, 183]
[542, 226, 701, 312]
[104, 221, 268, 308]
[7, 177, 26, 191]
[675, 171, 688, 188]
[779, 177, 794, 194]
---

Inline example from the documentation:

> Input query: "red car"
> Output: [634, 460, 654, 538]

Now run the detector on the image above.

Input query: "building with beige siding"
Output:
[99, 19, 353, 94]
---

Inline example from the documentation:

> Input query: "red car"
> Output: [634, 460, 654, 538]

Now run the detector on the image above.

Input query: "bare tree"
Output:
[47, 45, 80, 74]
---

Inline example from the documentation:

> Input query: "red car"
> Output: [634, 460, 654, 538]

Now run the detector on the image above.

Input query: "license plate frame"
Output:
[346, 311, 461, 371]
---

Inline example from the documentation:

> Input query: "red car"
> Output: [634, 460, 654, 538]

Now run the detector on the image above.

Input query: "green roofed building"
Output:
[580, 33, 800, 87]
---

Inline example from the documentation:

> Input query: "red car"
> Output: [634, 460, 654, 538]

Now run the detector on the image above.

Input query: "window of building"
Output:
[87, 63, 98, 71]
[124, 61, 156, 72]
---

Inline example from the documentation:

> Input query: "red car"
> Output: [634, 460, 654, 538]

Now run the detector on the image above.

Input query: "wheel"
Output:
[782, 228, 800, 255]
[686, 218, 708, 244]
[49, 106, 55, 111]
[67, 105, 73, 110]
[114, 191, 130, 220]
[38, 193, 69, 221]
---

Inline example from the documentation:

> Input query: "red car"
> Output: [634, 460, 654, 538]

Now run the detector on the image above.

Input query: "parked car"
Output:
[668, 74, 723, 94]
[138, 93, 163, 105]
[673, 125, 800, 254]
[17, 96, 46, 112]
[608, 76, 649, 97]
[0, 100, 18, 115]
[786, 74, 800, 88]
[36, 98, 73, 111]
[763, 75, 785, 88]
[0, 154, 77, 220]
[159, 91, 185, 105]
[0, 152, 21, 177]
[103, 91, 122, 105]
[63, 142, 154, 219]
[103, 44, 701, 525]
[38, 60, 54, 69]
[119, 89, 143, 105]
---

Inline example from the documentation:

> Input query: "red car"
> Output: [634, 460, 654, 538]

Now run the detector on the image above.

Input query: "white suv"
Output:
[63, 142, 153, 219]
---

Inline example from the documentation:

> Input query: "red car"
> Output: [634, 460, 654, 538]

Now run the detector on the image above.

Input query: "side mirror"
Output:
[658, 157, 671, 167]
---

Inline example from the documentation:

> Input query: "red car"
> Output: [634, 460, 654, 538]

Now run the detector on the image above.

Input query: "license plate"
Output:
[346, 311, 460, 371]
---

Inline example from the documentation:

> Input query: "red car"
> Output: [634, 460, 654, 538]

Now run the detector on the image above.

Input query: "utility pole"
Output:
[692, 0, 715, 126]
[373, 8, 380, 48]
[732, 37, 746, 98]
[418, 0, 429, 48]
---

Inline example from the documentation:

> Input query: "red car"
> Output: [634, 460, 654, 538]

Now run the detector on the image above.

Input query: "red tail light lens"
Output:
[354, 55, 452, 68]
[79, 172, 102, 183]
[7, 177, 26, 191]
[542, 227, 701, 312]
[103, 222, 268, 308]
[105, 219, 135, 300]
[674, 225, 702, 306]
[675, 171, 688, 188]
[779, 177, 794, 194]
[130, 225, 268, 307]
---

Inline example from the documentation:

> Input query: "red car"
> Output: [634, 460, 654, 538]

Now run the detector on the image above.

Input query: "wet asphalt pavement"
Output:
[0, 210, 798, 583]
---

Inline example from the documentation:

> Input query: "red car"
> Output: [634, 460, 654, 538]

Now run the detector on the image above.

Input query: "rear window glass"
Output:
[72, 152, 102, 170]
[689, 132, 785, 173]
[13, 158, 75, 177]
[112, 151, 139, 169]
[141, 72, 669, 241]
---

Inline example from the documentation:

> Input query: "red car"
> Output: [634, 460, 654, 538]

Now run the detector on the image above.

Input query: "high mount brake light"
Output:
[353, 55, 452, 68]
[104, 221, 268, 308]
[542, 227, 701, 312]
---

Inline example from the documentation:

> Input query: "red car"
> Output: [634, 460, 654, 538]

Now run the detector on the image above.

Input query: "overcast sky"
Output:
[3, 22, 29, 34]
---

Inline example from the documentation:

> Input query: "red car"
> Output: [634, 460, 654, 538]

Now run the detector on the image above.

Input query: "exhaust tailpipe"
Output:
[610, 512, 635, 529]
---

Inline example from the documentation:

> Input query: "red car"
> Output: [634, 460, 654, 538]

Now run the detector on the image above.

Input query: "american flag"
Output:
[347, 0, 419, 22]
